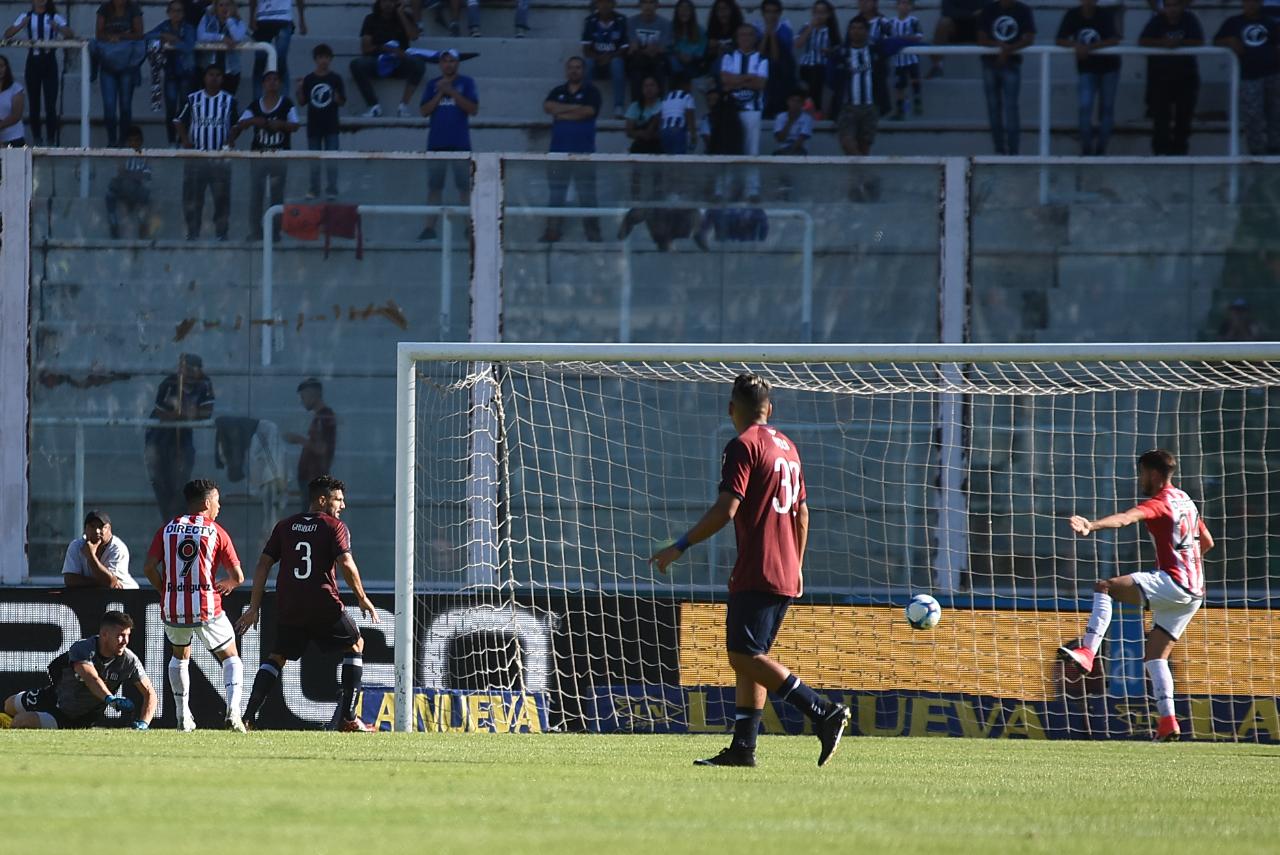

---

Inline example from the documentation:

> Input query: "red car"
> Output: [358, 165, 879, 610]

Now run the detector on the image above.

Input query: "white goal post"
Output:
[393, 342, 1280, 738]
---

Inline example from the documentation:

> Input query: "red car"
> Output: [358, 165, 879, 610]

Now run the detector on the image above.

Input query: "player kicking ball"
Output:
[236, 476, 379, 732]
[650, 374, 851, 767]
[1059, 449, 1214, 742]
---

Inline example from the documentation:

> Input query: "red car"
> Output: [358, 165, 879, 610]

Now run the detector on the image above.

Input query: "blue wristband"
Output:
[674, 534, 691, 552]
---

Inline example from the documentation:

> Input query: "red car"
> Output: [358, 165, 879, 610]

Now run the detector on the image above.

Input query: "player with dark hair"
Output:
[2, 611, 156, 730]
[237, 475, 379, 731]
[142, 478, 246, 732]
[650, 374, 851, 767]
[1060, 448, 1214, 742]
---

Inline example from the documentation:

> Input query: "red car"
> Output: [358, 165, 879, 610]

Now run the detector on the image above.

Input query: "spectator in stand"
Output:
[671, 0, 708, 79]
[721, 22, 768, 198]
[794, 1, 839, 117]
[176, 65, 236, 240]
[105, 125, 151, 237]
[834, 15, 877, 154]
[583, 0, 629, 118]
[284, 378, 337, 507]
[660, 72, 697, 152]
[462, 0, 530, 38]
[628, 0, 672, 101]
[706, 0, 745, 76]
[63, 511, 138, 589]
[298, 43, 344, 198]
[419, 48, 477, 240]
[1139, 0, 1203, 155]
[978, 0, 1036, 154]
[149, 1, 197, 146]
[773, 86, 813, 152]
[143, 353, 215, 519]
[197, 0, 249, 96]
[1215, 0, 1280, 155]
[249, 0, 306, 102]
[756, 0, 795, 118]
[95, 0, 144, 146]
[234, 69, 299, 241]
[0, 56, 27, 146]
[351, 0, 424, 117]
[1057, 0, 1121, 155]
[928, 0, 984, 77]
[625, 73, 664, 154]
[889, 0, 924, 119]
[4, 1, 75, 146]
[541, 56, 602, 243]
[857, 0, 891, 116]
[1219, 297, 1263, 340]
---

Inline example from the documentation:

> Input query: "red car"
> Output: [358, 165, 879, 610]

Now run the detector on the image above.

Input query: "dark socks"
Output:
[732, 706, 763, 751]
[340, 656, 363, 721]
[776, 673, 831, 723]
[243, 662, 280, 723]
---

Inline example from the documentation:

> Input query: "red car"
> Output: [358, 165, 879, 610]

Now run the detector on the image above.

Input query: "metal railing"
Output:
[902, 45, 1241, 157]
[0, 38, 277, 149]
[30, 416, 215, 537]
[259, 200, 816, 367]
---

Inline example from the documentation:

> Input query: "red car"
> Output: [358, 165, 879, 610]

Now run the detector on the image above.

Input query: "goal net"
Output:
[391, 343, 1280, 742]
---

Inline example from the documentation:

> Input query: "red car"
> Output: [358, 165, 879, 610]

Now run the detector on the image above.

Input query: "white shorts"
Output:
[1131, 570, 1202, 641]
[165, 612, 236, 653]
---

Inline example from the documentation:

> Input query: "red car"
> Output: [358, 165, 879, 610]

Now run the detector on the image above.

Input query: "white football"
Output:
[905, 594, 942, 630]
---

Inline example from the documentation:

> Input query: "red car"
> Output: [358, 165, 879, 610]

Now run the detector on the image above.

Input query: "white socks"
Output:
[1145, 659, 1176, 718]
[168, 658, 191, 727]
[223, 656, 244, 720]
[1081, 592, 1113, 654]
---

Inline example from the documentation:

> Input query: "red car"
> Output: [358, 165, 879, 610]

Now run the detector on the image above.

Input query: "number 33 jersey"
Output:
[147, 515, 241, 626]
[719, 424, 806, 597]
[263, 512, 351, 625]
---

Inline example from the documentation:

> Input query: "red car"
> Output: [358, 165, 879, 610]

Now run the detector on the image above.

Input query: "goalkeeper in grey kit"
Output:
[2, 611, 155, 730]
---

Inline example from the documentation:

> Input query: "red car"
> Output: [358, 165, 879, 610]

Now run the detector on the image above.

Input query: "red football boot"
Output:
[1058, 645, 1096, 674]
[339, 717, 375, 732]
[1155, 715, 1181, 742]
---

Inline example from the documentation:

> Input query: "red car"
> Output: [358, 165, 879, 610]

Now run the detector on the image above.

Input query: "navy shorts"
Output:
[725, 591, 792, 655]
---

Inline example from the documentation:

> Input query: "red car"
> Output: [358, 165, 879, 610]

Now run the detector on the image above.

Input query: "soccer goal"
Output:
[393, 342, 1280, 741]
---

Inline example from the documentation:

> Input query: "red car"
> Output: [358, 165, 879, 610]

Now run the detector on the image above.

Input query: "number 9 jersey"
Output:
[147, 514, 241, 626]
[719, 424, 806, 597]
[263, 511, 351, 626]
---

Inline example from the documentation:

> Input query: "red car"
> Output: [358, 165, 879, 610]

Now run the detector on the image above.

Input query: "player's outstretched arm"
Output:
[649, 492, 741, 574]
[1069, 507, 1146, 536]
[337, 553, 379, 623]
[235, 554, 276, 635]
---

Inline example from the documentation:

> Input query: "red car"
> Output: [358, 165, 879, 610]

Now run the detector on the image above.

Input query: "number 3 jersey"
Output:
[263, 511, 350, 626]
[719, 424, 806, 597]
[147, 515, 241, 626]
[1137, 485, 1206, 597]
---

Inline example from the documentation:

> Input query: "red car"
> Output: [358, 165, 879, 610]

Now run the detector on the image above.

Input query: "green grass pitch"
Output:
[2, 732, 1277, 854]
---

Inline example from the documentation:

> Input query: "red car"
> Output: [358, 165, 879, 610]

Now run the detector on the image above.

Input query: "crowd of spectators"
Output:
[0, 0, 1272, 240]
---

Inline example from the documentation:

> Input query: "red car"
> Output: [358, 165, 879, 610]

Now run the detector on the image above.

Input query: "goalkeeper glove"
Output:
[131, 720, 149, 731]
[105, 694, 135, 713]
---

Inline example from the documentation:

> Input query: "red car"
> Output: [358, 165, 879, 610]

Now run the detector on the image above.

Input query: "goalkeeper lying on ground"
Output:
[2, 610, 155, 730]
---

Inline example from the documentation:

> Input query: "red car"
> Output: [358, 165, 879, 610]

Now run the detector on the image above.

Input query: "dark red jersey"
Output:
[263, 511, 350, 625]
[719, 423, 806, 597]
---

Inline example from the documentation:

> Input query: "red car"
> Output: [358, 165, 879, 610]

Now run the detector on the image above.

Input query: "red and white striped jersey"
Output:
[1137, 486, 1206, 597]
[146, 515, 241, 625]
